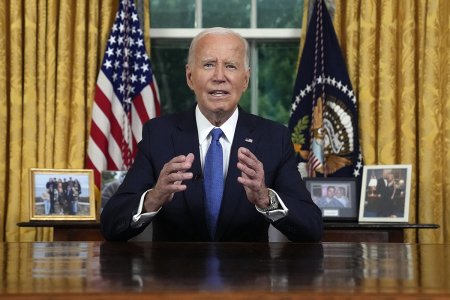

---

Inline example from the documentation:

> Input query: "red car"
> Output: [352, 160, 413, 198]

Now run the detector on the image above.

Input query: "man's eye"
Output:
[226, 65, 236, 69]
[204, 63, 213, 68]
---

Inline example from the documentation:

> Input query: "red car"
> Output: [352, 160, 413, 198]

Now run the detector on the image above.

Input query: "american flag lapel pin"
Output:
[245, 138, 253, 143]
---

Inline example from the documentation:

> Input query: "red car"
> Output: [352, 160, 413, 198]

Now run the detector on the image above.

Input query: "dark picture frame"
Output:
[304, 177, 359, 221]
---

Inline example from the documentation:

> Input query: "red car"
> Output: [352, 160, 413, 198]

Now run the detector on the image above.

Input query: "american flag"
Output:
[87, 0, 161, 188]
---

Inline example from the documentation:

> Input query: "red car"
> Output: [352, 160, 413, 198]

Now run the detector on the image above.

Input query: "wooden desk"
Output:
[18, 222, 439, 243]
[0, 242, 449, 299]
[322, 222, 439, 243]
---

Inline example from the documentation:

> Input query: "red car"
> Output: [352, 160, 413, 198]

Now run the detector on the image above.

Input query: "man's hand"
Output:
[237, 147, 269, 208]
[143, 153, 194, 212]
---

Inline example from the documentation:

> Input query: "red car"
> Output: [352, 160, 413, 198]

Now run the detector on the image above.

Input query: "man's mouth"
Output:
[209, 90, 229, 96]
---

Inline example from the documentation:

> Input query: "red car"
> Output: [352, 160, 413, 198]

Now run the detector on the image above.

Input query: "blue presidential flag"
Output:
[288, 0, 363, 178]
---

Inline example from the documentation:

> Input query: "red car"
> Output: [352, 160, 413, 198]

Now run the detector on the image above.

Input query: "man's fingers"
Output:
[162, 154, 194, 176]
[237, 162, 257, 178]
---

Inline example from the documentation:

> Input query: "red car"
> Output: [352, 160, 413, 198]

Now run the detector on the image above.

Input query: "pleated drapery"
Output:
[0, 0, 151, 242]
[301, 0, 449, 243]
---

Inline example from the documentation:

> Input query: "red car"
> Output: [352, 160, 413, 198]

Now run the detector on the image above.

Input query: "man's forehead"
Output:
[196, 34, 244, 53]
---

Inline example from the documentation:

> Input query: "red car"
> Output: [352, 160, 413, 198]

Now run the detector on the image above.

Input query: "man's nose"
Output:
[213, 65, 226, 82]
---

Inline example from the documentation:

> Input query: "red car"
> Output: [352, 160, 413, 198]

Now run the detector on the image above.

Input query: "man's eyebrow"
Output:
[202, 59, 216, 63]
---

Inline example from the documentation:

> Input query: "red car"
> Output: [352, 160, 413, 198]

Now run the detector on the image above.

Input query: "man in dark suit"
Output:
[100, 27, 323, 243]
[376, 169, 391, 217]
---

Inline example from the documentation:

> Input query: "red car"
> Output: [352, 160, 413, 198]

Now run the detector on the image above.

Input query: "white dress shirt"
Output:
[131, 105, 288, 228]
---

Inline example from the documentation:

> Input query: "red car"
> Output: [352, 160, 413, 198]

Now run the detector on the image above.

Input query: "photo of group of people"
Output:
[33, 173, 91, 217]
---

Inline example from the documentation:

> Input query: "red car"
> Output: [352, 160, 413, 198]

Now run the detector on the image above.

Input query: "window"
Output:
[150, 0, 304, 125]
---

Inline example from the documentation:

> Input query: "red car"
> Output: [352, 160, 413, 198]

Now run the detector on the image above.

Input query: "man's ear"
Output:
[186, 64, 194, 90]
[242, 68, 251, 92]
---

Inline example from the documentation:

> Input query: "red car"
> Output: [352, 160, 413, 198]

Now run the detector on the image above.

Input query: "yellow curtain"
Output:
[300, 0, 450, 243]
[0, 0, 151, 242]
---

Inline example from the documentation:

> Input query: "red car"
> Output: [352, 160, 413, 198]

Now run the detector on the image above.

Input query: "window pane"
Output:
[202, 0, 251, 28]
[257, 0, 304, 28]
[150, 41, 196, 115]
[150, 0, 196, 28]
[258, 42, 300, 125]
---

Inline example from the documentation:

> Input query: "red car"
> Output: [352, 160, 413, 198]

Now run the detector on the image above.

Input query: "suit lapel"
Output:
[215, 107, 259, 241]
[172, 105, 210, 240]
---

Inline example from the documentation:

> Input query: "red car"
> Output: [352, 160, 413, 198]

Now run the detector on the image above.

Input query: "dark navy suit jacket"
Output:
[100, 105, 323, 242]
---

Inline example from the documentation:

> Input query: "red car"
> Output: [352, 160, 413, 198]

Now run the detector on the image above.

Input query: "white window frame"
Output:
[149, 0, 303, 116]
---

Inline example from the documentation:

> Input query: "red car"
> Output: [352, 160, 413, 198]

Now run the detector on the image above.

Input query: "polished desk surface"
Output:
[1, 242, 450, 299]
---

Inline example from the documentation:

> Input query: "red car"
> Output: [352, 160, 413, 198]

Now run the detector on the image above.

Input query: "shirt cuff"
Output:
[256, 188, 289, 222]
[131, 189, 161, 228]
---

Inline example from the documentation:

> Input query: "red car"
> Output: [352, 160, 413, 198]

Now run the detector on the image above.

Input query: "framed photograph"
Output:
[29, 168, 96, 221]
[304, 178, 359, 221]
[358, 165, 412, 222]
[100, 170, 127, 217]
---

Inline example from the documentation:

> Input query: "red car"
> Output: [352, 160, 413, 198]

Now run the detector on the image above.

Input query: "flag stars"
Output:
[143, 53, 149, 61]
[300, 90, 306, 98]
[118, 84, 125, 93]
[127, 85, 135, 94]
[108, 35, 116, 44]
[112, 24, 118, 32]
[141, 63, 149, 72]
[119, 23, 124, 32]
[132, 13, 138, 22]
[130, 74, 137, 83]
[104, 60, 112, 69]
[118, 36, 124, 45]
[139, 75, 146, 83]
[295, 95, 301, 104]
[114, 61, 120, 69]
[116, 49, 122, 57]
[106, 48, 114, 57]
[135, 51, 141, 59]
[342, 85, 348, 93]
[331, 78, 336, 86]
[305, 84, 312, 92]
[112, 73, 118, 81]
[136, 38, 144, 47]
[336, 81, 342, 89]
[317, 76, 323, 84]
[120, 11, 125, 20]
[292, 103, 297, 111]
[133, 63, 139, 71]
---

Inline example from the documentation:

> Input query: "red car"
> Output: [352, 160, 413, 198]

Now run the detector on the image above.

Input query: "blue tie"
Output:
[204, 128, 224, 239]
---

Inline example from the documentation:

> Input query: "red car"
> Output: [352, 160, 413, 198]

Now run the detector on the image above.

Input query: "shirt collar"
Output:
[196, 105, 239, 146]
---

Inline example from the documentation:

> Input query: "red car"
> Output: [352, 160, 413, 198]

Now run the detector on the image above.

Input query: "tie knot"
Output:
[210, 128, 223, 141]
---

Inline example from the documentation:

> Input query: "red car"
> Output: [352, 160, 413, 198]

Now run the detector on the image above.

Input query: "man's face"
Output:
[382, 170, 389, 178]
[327, 187, 335, 198]
[186, 33, 250, 125]
[336, 189, 343, 198]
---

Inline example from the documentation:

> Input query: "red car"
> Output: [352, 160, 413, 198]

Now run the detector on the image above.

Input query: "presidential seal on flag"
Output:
[288, 0, 363, 179]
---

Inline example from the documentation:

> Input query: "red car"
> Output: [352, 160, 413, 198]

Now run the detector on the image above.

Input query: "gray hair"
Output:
[188, 27, 250, 70]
